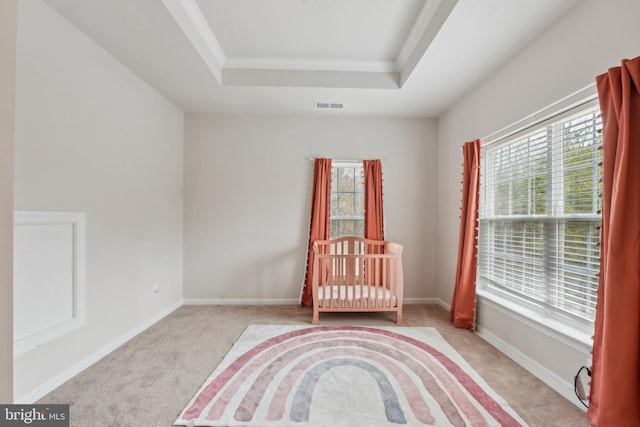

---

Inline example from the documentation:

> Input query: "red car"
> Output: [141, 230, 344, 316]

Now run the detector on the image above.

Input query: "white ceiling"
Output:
[43, 0, 579, 117]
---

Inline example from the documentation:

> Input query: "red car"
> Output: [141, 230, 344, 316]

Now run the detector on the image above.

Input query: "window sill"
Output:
[476, 289, 593, 353]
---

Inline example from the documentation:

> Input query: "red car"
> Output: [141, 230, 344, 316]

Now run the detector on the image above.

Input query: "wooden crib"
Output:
[311, 236, 404, 324]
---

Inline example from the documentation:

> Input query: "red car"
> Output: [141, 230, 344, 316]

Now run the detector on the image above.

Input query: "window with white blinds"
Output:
[478, 100, 602, 324]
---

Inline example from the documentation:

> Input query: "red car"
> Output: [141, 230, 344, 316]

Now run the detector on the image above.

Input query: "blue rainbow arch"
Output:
[290, 358, 406, 424]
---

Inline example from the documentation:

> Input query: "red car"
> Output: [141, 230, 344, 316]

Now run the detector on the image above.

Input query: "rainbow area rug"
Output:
[174, 325, 528, 427]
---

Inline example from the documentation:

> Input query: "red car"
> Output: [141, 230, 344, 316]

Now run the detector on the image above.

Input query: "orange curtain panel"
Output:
[588, 56, 640, 426]
[300, 158, 332, 307]
[363, 159, 385, 240]
[450, 139, 481, 331]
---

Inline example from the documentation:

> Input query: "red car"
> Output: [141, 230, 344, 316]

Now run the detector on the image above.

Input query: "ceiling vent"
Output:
[315, 102, 344, 110]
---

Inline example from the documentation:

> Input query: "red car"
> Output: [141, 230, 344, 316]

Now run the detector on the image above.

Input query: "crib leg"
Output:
[312, 309, 319, 324]
[396, 310, 404, 325]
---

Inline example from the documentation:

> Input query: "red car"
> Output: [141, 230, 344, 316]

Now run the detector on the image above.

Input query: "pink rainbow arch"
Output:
[182, 325, 523, 427]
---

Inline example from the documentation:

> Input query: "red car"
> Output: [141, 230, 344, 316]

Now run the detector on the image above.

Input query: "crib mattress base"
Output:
[316, 285, 397, 308]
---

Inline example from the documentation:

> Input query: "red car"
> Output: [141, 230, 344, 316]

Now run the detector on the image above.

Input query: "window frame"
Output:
[477, 96, 602, 337]
[330, 161, 365, 239]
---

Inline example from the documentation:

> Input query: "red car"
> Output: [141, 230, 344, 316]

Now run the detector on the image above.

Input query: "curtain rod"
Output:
[308, 158, 386, 162]
[481, 82, 597, 145]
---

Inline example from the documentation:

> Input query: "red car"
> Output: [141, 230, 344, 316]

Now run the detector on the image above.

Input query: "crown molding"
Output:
[161, 0, 457, 89]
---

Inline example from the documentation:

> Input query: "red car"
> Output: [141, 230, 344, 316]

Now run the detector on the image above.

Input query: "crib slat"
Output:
[379, 257, 384, 308]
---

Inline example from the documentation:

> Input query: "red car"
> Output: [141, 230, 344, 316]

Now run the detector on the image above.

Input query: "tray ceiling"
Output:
[42, 0, 579, 116]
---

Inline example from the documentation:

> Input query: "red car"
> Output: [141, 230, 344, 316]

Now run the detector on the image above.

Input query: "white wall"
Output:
[13, 0, 184, 401]
[0, 0, 17, 404]
[184, 115, 437, 303]
[437, 0, 640, 406]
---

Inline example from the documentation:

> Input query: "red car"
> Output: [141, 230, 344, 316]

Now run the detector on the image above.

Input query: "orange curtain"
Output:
[300, 158, 332, 307]
[363, 159, 384, 240]
[588, 56, 640, 426]
[450, 139, 481, 331]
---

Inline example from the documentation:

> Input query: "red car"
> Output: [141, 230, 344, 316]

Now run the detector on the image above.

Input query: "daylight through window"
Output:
[330, 162, 364, 238]
[478, 100, 602, 324]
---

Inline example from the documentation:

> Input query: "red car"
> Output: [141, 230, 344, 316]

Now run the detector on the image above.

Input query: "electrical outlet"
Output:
[153, 283, 160, 294]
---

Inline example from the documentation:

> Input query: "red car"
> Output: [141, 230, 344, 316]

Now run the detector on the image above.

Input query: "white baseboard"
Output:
[433, 298, 451, 311]
[183, 297, 447, 306]
[402, 297, 446, 308]
[16, 300, 183, 404]
[183, 298, 299, 305]
[475, 326, 586, 411]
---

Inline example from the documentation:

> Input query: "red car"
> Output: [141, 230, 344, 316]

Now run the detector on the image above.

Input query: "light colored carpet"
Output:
[37, 304, 592, 426]
[175, 325, 529, 426]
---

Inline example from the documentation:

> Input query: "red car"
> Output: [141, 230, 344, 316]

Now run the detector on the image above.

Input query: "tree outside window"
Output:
[330, 163, 364, 238]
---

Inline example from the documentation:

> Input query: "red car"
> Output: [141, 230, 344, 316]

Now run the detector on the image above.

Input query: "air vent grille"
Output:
[315, 102, 344, 110]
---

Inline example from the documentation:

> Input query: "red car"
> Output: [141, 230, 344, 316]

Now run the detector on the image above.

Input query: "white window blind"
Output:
[478, 100, 602, 324]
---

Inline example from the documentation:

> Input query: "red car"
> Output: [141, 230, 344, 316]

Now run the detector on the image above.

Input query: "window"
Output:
[478, 100, 602, 325]
[330, 162, 364, 238]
